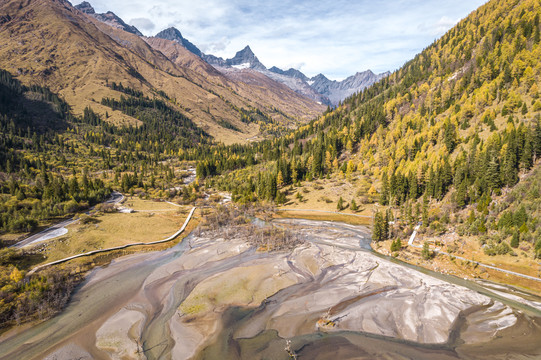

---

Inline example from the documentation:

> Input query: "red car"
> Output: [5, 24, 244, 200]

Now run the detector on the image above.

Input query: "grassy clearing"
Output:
[275, 210, 372, 226]
[122, 196, 185, 211]
[36, 203, 189, 263]
[280, 174, 376, 216]
[72, 213, 201, 268]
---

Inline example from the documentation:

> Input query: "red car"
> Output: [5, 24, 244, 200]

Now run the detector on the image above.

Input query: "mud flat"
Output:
[1, 220, 540, 360]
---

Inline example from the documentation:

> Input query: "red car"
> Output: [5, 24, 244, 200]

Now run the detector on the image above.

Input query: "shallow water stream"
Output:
[0, 219, 540, 360]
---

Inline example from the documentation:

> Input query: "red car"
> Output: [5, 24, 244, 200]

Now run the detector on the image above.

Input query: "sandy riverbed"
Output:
[1, 220, 540, 360]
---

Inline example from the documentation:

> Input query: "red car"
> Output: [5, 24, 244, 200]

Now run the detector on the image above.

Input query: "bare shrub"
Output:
[198, 204, 303, 252]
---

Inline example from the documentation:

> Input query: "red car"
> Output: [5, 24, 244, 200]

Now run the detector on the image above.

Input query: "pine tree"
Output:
[455, 180, 468, 208]
[520, 132, 533, 170]
[391, 238, 402, 252]
[383, 210, 390, 240]
[510, 231, 519, 248]
[380, 171, 390, 205]
[521, 102, 528, 115]
[534, 119, 541, 159]
[408, 171, 418, 199]
[372, 211, 383, 242]
[276, 170, 284, 188]
[486, 156, 501, 190]
[351, 199, 358, 211]
[275, 190, 286, 204]
[422, 195, 429, 226]
[291, 161, 298, 183]
[422, 241, 432, 260]
[337, 197, 344, 211]
[501, 145, 518, 187]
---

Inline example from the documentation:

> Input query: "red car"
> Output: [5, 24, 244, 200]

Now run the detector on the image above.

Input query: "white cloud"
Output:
[129, 17, 155, 32]
[199, 37, 230, 54]
[73, 0, 488, 80]
[418, 16, 460, 36]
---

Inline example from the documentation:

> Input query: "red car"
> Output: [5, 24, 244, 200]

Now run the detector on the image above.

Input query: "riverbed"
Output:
[1, 219, 540, 360]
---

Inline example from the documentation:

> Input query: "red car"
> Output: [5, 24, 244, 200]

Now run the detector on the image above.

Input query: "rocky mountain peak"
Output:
[312, 73, 329, 82]
[75, 1, 95, 14]
[228, 45, 266, 70]
[154, 27, 202, 57]
[269, 67, 308, 81]
[155, 27, 184, 43]
[75, 1, 143, 36]
[239, 45, 254, 56]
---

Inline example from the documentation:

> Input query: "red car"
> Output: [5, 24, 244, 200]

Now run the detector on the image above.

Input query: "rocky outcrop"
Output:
[309, 71, 390, 105]
[155, 27, 202, 57]
[204, 45, 266, 71]
[75, 1, 143, 36]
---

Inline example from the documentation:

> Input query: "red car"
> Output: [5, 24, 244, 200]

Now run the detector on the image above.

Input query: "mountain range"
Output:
[0, 0, 327, 144]
[70, 2, 386, 107]
[70, 1, 387, 107]
[1, 0, 540, 341]
[151, 26, 388, 106]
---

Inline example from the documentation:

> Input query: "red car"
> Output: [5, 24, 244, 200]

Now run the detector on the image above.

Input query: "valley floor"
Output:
[1, 218, 540, 360]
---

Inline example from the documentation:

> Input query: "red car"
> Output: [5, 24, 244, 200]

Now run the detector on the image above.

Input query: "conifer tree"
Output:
[276, 170, 284, 188]
[380, 171, 390, 205]
[337, 196, 344, 211]
[510, 231, 519, 248]
[422, 241, 432, 260]
[372, 211, 383, 242]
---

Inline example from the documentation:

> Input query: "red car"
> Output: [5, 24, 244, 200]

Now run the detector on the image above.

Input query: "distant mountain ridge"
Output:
[308, 71, 390, 106]
[202, 46, 267, 71]
[72, 2, 386, 106]
[75, 1, 143, 36]
[154, 27, 387, 106]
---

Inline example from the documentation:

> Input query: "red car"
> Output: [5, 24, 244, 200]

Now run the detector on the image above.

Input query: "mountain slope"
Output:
[193, 0, 541, 249]
[258, 0, 541, 199]
[185, 0, 541, 290]
[144, 36, 325, 139]
[151, 22, 387, 106]
[0, 0, 325, 144]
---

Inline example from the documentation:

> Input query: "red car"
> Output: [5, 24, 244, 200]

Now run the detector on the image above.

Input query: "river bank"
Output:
[374, 237, 541, 297]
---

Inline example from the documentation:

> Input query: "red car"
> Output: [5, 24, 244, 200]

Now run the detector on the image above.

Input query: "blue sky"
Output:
[74, 0, 488, 80]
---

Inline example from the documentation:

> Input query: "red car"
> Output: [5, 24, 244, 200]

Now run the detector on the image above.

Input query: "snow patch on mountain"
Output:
[232, 63, 251, 70]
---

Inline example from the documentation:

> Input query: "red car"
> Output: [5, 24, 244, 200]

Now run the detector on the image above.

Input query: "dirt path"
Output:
[13, 191, 125, 249]
[26, 207, 196, 276]
[407, 227, 541, 283]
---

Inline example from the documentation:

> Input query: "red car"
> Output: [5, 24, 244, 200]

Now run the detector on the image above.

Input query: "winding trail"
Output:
[407, 225, 541, 283]
[13, 191, 125, 249]
[26, 207, 196, 276]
